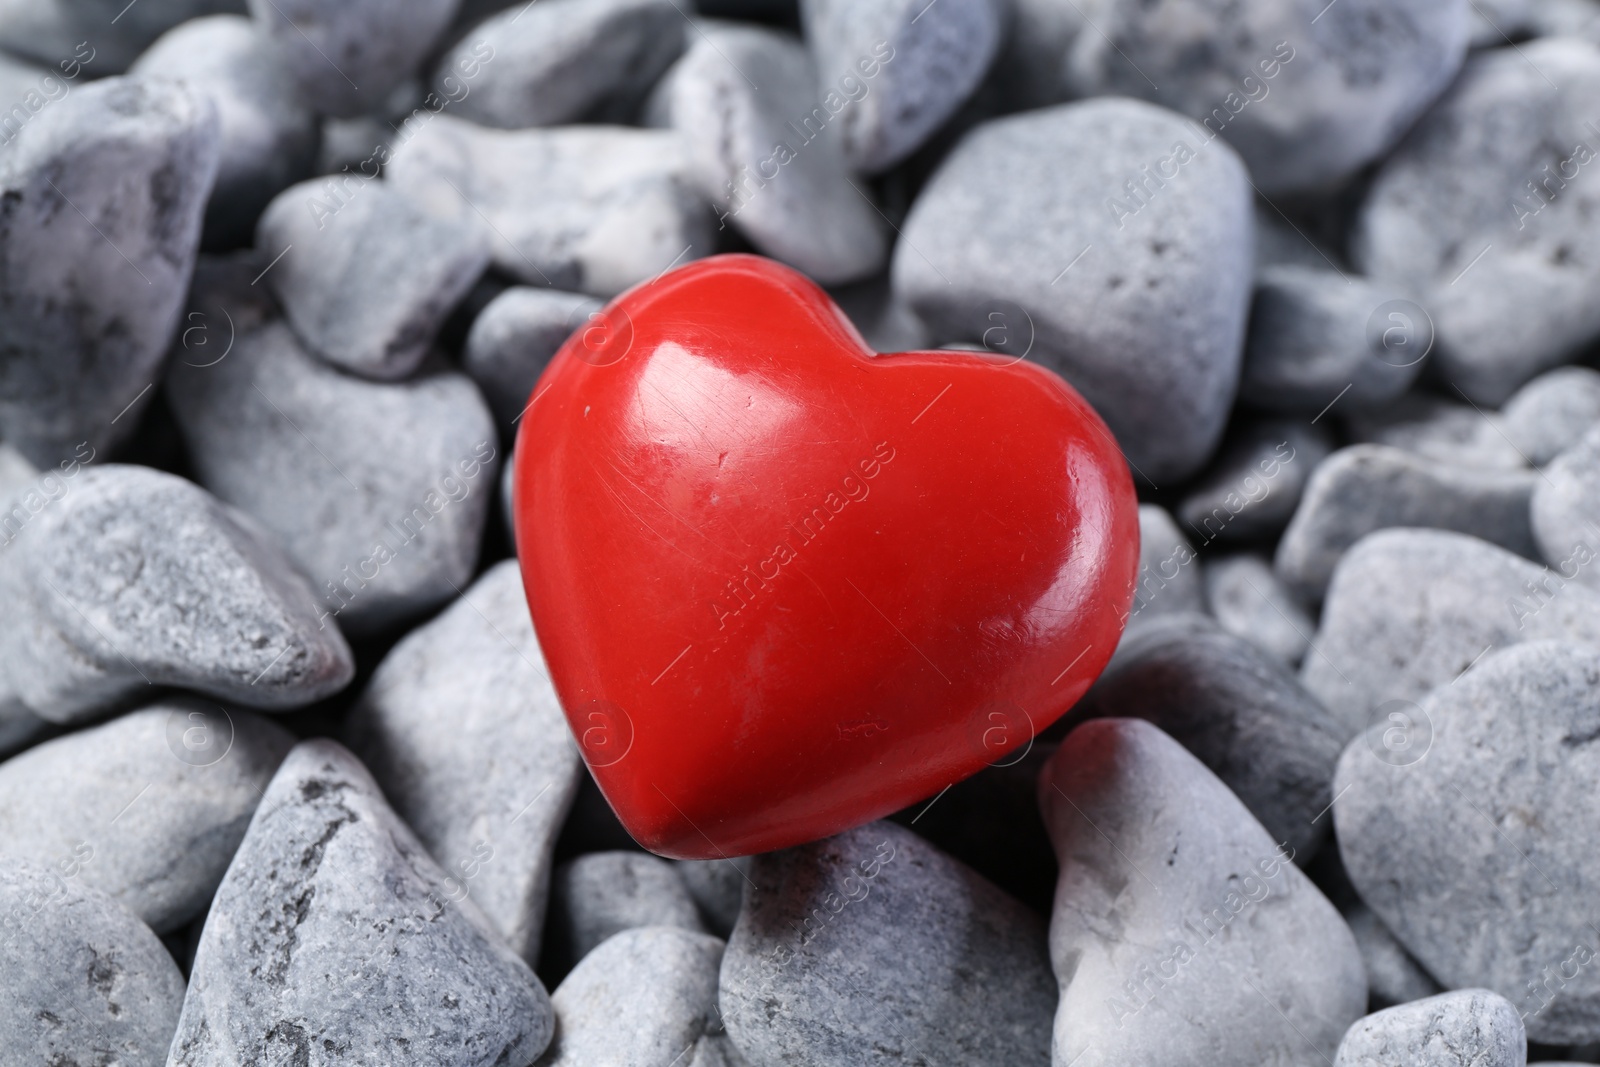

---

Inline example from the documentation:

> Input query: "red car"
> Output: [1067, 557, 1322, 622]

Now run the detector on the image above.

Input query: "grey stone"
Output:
[0, 441, 36, 500]
[130, 15, 319, 250]
[1344, 904, 1441, 1010]
[538, 926, 725, 1067]
[169, 739, 554, 1065]
[991, 0, 1084, 107]
[827, 275, 928, 354]
[688, 1031, 750, 1067]
[0, 701, 293, 932]
[649, 23, 888, 285]
[893, 98, 1253, 484]
[1334, 641, 1600, 1044]
[720, 820, 1056, 1065]
[1276, 444, 1539, 601]
[438, 0, 686, 129]
[0, 75, 218, 467]
[1043, 718, 1366, 1067]
[1469, 0, 1531, 46]
[551, 852, 706, 964]
[1343, 393, 1528, 471]
[1178, 418, 1333, 545]
[257, 175, 490, 380]
[799, 0, 1001, 173]
[1354, 39, 1600, 404]
[1504, 366, 1600, 467]
[1533, 425, 1600, 587]
[0, 857, 186, 1067]
[390, 114, 714, 296]
[0, 464, 354, 722]
[345, 559, 583, 965]
[1303, 528, 1600, 739]
[0, 49, 62, 115]
[463, 286, 598, 430]
[677, 858, 750, 938]
[166, 256, 500, 637]
[1205, 553, 1317, 666]
[1128, 504, 1204, 626]
[0, 0, 242, 74]
[1527, 0, 1600, 43]
[246, 0, 459, 119]
[1335, 990, 1525, 1067]
[1255, 203, 1342, 273]
[1241, 266, 1430, 413]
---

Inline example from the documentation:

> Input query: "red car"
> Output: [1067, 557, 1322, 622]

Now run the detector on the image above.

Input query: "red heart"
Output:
[513, 255, 1138, 858]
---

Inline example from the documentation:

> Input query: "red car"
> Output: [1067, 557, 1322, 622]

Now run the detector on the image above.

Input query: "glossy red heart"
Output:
[513, 254, 1138, 859]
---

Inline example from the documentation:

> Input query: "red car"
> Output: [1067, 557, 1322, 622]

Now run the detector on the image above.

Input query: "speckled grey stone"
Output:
[1178, 418, 1333, 545]
[0, 701, 292, 933]
[438, 0, 685, 129]
[1205, 553, 1316, 666]
[0, 858, 186, 1067]
[1533, 425, 1600, 588]
[551, 852, 706, 965]
[463, 286, 598, 430]
[131, 15, 318, 250]
[1335, 990, 1525, 1067]
[1276, 445, 1539, 600]
[1355, 39, 1600, 404]
[257, 175, 490, 380]
[1303, 529, 1600, 739]
[166, 256, 500, 637]
[1043, 718, 1366, 1067]
[390, 114, 714, 296]
[0, 75, 218, 467]
[345, 560, 582, 965]
[1335, 641, 1600, 1044]
[1344, 904, 1441, 1010]
[1343, 393, 1527, 471]
[893, 98, 1253, 484]
[169, 739, 553, 1066]
[720, 819, 1055, 1066]
[677, 858, 750, 939]
[0, 463, 354, 722]
[0, 0, 241, 74]
[1504, 366, 1600, 467]
[1129, 504, 1204, 625]
[539, 926, 725, 1067]
[799, 0, 1001, 173]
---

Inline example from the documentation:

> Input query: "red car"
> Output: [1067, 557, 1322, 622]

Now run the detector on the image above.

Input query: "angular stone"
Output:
[894, 98, 1253, 483]
[345, 560, 583, 965]
[721, 820, 1055, 1065]
[463, 286, 598, 431]
[1128, 504, 1204, 626]
[1532, 425, 1600, 588]
[169, 739, 553, 1065]
[1342, 393, 1527, 471]
[1205, 553, 1316, 666]
[1344, 904, 1441, 1010]
[550, 851, 705, 965]
[1178, 418, 1333, 546]
[1043, 719, 1366, 1067]
[1503, 365, 1600, 467]
[1335, 990, 1525, 1067]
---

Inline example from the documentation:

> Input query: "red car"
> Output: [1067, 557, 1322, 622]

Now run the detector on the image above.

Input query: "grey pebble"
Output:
[1354, 38, 1600, 404]
[1344, 904, 1442, 1010]
[1334, 641, 1600, 1044]
[676, 858, 751, 939]
[257, 175, 490, 380]
[1504, 366, 1600, 467]
[0, 858, 186, 1067]
[688, 1031, 751, 1067]
[893, 98, 1253, 484]
[1469, 0, 1532, 45]
[1205, 552, 1317, 666]
[389, 114, 714, 296]
[1342, 392, 1527, 471]
[1178, 418, 1333, 545]
[827, 275, 929, 354]
[464, 286, 599, 431]
[0, 701, 293, 932]
[0, 75, 218, 467]
[550, 852, 706, 965]
[1255, 204, 1342, 274]
[0, 463, 354, 723]
[1334, 990, 1526, 1067]
[1527, 0, 1600, 42]
[1533, 425, 1600, 587]
[1129, 504, 1204, 625]
[990, 0, 1083, 107]
[345, 559, 583, 965]
[720, 819, 1056, 1066]
[0, 0, 239, 74]
[169, 739, 553, 1066]
[649, 23, 888, 285]
[1042, 718, 1365, 1067]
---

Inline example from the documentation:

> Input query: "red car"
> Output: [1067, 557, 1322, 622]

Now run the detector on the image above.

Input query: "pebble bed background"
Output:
[2, 0, 1600, 1064]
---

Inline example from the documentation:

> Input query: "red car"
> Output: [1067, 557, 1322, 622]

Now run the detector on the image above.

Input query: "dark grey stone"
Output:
[551, 852, 706, 965]
[0, 0, 243, 74]
[1344, 904, 1441, 1010]
[1342, 393, 1528, 471]
[1504, 366, 1600, 467]
[677, 858, 751, 939]
[1334, 990, 1526, 1067]
[1178, 418, 1333, 546]
[463, 286, 598, 431]
[1205, 552, 1317, 666]
[1532, 425, 1600, 588]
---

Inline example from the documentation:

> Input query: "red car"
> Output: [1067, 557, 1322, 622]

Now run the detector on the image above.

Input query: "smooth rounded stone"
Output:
[389, 114, 714, 296]
[827, 275, 928, 354]
[246, 0, 459, 119]
[1178, 418, 1333, 546]
[1241, 266, 1430, 414]
[0, 858, 186, 1067]
[688, 1032, 750, 1067]
[0, 75, 218, 468]
[1062, 0, 1468, 195]
[1533, 425, 1600, 586]
[130, 15, 319, 251]
[551, 852, 706, 965]
[893, 98, 1253, 485]
[1206, 553, 1316, 666]
[0, 0, 242, 73]
[0, 463, 354, 722]
[0, 701, 292, 933]
[1043, 718, 1365, 1067]
[539, 926, 725, 1067]
[799, 0, 1001, 173]
[648, 23, 888, 286]
[1128, 504, 1204, 626]
[991, 0, 1084, 107]
[0, 688, 44, 757]
[1256, 204, 1343, 274]
[1342, 392, 1528, 471]
[0, 441, 36, 499]
[1275, 444, 1539, 601]
[1355, 39, 1600, 405]
[1504, 367, 1600, 467]
[166, 257, 500, 637]
[464, 286, 598, 430]
[720, 820, 1056, 1066]
[345, 560, 582, 965]
[257, 175, 490, 380]
[1303, 529, 1600, 739]
[1336, 990, 1526, 1067]
[438, 0, 686, 129]
[677, 858, 751, 938]
[170, 739, 554, 1066]
[1469, 0, 1531, 45]
[1344, 904, 1441, 1010]
[1528, 0, 1600, 42]
[1067, 613, 1346, 861]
